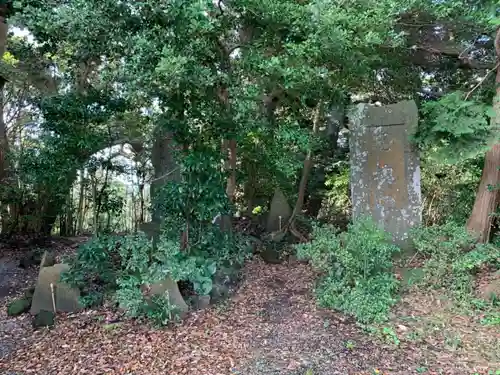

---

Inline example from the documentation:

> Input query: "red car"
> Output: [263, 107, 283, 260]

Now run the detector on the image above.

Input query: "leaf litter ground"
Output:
[0, 239, 498, 375]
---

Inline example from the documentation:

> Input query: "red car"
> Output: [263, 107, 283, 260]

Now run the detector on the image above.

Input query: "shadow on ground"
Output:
[0, 243, 497, 374]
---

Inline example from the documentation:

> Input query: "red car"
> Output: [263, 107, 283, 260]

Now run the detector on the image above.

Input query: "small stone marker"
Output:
[30, 264, 81, 314]
[479, 270, 500, 300]
[145, 277, 189, 315]
[266, 188, 292, 232]
[349, 100, 422, 250]
[39, 250, 56, 268]
[138, 221, 190, 315]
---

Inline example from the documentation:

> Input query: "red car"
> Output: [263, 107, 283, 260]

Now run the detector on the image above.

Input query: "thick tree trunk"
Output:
[225, 139, 237, 202]
[466, 28, 500, 242]
[466, 144, 500, 241]
[150, 126, 188, 314]
[65, 189, 74, 236]
[40, 203, 60, 236]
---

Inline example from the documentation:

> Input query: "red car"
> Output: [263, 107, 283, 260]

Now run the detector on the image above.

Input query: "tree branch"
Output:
[465, 61, 500, 100]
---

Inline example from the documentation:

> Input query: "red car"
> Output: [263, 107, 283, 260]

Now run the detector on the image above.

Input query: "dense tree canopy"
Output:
[0, 1, 499, 373]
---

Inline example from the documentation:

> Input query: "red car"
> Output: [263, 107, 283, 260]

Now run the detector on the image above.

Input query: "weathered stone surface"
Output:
[147, 278, 189, 315]
[266, 188, 292, 232]
[479, 271, 500, 300]
[32, 310, 55, 329]
[30, 264, 81, 314]
[349, 100, 421, 250]
[39, 251, 56, 268]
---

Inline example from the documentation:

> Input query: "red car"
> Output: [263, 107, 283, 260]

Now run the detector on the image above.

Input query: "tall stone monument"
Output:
[349, 100, 421, 250]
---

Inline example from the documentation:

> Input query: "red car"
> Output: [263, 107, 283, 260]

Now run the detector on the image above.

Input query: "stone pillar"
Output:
[349, 100, 421, 250]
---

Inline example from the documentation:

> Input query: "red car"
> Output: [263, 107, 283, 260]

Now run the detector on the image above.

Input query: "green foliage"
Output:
[322, 162, 351, 217]
[295, 217, 400, 323]
[420, 159, 482, 226]
[412, 222, 500, 300]
[155, 147, 230, 225]
[7, 297, 31, 316]
[61, 236, 122, 307]
[296, 224, 339, 273]
[416, 92, 495, 163]
[64, 223, 250, 324]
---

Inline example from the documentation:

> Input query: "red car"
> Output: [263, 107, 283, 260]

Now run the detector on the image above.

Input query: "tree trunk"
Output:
[66, 188, 74, 236]
[76, 168, 85, 234]
[139, 181, 145, 224]
[220, 138, 236, 232]
[150, 126, 188, 314]
[91, 171, 98, 233]
[225, 139, 237, 202]
[466, 145, 500, 242]
[0, 8, 9, 233]
[466, 28, 500, 243]
[106, 211, 111, 232]
[40, 202, 60, 236]
[288, 103, 322, 225]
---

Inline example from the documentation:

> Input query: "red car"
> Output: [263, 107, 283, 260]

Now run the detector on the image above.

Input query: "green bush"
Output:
[63, 227, 251, 325]
[412, 222, 500, 299]
[295, 217, 400, 324]
[420, 159, 481, 226]
[61, 235, 122, 307]
[323, 163, 351, 216]
[317, 163, 351, 229]
[7, 297, 31, 316]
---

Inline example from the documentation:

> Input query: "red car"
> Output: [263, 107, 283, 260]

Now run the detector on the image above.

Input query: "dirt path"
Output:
[0, 258, 493, 375]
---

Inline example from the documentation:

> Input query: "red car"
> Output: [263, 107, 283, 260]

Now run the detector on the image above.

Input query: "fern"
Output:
[416, 91, 495, 163]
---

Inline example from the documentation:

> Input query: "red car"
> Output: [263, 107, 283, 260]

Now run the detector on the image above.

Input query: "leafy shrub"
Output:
[412, 222, 500, 299]
[416, 91, 494, 164]
[295, 217, 400, 324]
[420, 159, 481, 226]
[63, 226, 251, 325]
[61, 235, 122, 307]
[323, 163, 351, 216]
[317, 162, 351, 229]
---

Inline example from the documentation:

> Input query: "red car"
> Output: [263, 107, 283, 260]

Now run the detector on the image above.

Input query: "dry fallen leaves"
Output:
[0, 244, 497, 375]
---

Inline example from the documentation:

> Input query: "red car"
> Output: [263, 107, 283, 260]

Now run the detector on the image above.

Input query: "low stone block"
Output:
[32, 310, 55, 329]
[145, 277, 189, 315]
[266, 188, 292, 232]
[40, 251, 56, 268]
[30, 264, 81, 315]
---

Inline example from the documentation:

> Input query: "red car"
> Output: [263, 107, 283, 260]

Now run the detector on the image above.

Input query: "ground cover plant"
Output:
[0, 0, 499, 373]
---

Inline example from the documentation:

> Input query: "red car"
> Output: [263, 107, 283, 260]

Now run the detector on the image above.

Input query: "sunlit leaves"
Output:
[417, 91, 495, 163]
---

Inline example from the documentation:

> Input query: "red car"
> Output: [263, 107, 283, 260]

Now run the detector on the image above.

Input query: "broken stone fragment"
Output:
[266, 188, 292, 232]
[39, 250, 56, 268]
[30, 264, 81, 315]
[32, 310, 55, 329]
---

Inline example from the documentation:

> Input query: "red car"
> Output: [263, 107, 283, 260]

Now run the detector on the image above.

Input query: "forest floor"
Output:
[0, 237, 498, 375]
